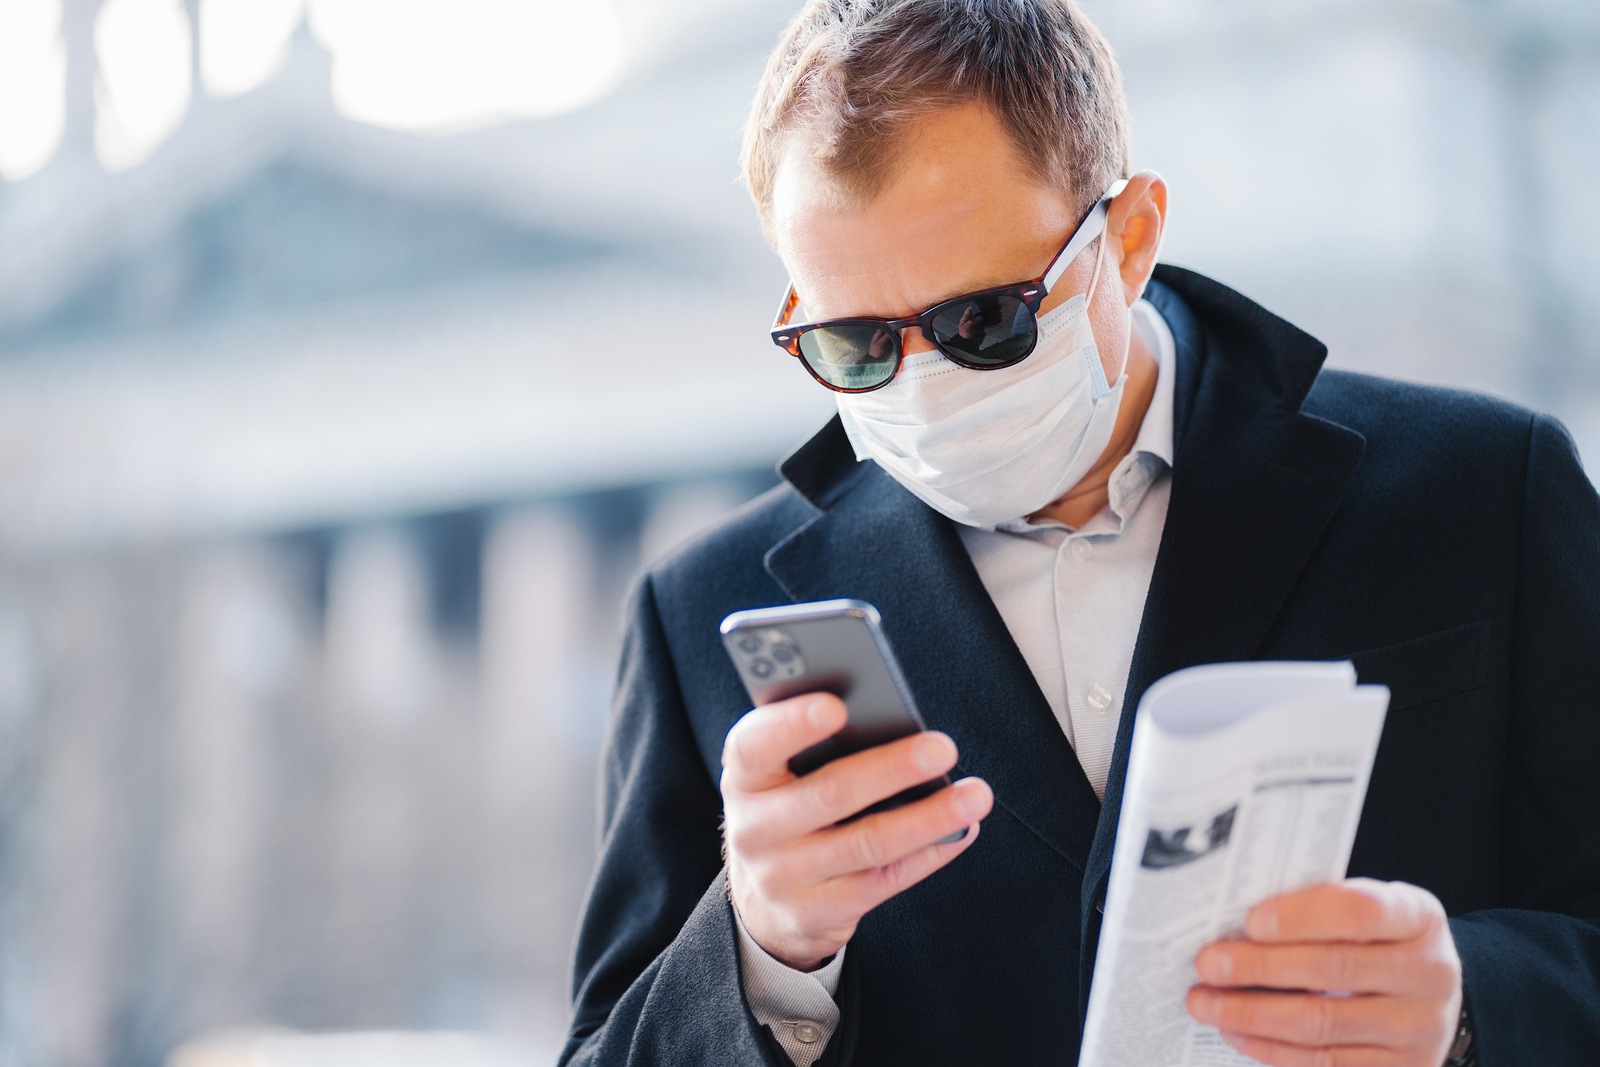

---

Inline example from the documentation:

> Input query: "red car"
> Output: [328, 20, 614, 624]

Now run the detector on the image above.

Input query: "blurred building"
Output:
[0, 1, 1594, 1066]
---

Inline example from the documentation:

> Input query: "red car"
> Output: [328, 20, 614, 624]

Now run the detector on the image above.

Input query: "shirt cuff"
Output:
[732, 906, 845, 1067]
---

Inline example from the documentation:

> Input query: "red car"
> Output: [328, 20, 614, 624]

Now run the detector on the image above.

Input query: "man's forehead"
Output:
[771, 119, 1009, 240]
[770, 132, 1077, 318]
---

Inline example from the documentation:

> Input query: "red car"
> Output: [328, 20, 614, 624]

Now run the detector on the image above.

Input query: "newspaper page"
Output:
[1079, 661, 1390, 1067]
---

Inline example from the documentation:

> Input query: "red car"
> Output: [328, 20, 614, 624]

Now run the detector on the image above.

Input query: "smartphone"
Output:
[720, 599, 965, 838]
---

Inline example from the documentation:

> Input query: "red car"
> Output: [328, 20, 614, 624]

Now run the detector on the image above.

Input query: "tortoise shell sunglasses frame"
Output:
[770, 181, 1126, 394]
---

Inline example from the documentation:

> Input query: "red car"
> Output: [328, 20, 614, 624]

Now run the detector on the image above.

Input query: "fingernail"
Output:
[1196, 947, 1231, 984]
[916, 733, 954, 774]
[1247, 908, 1278, 940]
[952, 778, 990, 819]
[1187, 990, 1218, 1024]
[807, 698, 836, 728]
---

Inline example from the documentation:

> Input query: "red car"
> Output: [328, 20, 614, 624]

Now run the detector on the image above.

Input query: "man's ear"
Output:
[1107, 171, 1168, 308]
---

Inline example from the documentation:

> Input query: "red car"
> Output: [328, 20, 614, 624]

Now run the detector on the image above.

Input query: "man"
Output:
[561, 2, 1600, 1065]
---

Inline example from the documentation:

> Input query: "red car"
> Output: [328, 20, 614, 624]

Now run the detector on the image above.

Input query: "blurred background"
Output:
[0, 0, 1595, 1064]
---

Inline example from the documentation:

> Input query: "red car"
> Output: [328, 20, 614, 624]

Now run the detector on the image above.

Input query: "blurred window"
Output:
[94, 0, 193, 170]
[0, 0, 66, 180]
[308, 0, 626, 132]
[199, 0, 305, 99]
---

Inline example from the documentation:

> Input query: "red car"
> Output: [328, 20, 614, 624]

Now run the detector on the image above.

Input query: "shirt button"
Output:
[792, 1022, 822, 1044]
[1086, 683, 1115, 714]
[1070, 538, 1093, 561]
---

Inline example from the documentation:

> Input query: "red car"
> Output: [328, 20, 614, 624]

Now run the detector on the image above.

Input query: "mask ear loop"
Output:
[1084, 225, 1109, 307]
[1082, 214, 1131, 387]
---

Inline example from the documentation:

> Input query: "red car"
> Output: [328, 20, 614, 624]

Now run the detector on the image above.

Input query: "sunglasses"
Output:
[771, 183, 1124, 393]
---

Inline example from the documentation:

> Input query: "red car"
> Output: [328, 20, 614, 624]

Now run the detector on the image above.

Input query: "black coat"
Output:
[561, 265, 1600, 1066]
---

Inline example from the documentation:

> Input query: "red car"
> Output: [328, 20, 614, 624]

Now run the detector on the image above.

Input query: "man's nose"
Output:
[899, 326, 937, 355]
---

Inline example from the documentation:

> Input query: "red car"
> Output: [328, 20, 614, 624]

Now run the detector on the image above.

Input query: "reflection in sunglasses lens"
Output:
[794, 292, 1037, 392]
[798, 324, 898, 390]
[930, 294, 1034, 366]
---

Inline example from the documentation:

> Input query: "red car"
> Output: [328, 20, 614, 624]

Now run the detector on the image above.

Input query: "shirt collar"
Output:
[1126, 297, 1177, 471]
[1101, 298, 1175, 521]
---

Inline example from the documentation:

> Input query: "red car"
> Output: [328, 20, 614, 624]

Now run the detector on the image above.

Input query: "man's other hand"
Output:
[1186, 878, 1462, 1067]
[720, 692, 993, 972]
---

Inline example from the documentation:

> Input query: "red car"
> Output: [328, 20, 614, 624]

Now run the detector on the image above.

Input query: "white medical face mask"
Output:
[836, 231, 1128, 529]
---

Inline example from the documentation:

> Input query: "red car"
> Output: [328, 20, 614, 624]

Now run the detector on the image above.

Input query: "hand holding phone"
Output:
[717, 600, 994, 972]
[722, 599, 963, 818]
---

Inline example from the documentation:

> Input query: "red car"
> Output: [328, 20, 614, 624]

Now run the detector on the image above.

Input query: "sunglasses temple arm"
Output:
[1040, 179, 1127, 293]
[1041, 200, 1109, 293]
[773, 285, 802, 331]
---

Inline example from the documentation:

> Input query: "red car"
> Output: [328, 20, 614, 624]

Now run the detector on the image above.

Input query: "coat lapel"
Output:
[1076, 267, 1368, 1014]
[766, 437, 1104, 873]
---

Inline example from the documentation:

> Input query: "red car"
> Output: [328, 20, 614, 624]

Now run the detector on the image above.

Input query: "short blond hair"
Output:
[741, 0, 1133, 239]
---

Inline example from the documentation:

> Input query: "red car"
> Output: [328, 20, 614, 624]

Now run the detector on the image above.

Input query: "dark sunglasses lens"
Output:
[797, 324, 899, 390]
[928, 293, 1036, 367]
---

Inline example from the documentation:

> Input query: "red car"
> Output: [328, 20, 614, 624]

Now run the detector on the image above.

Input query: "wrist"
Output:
[729, 889, 841, 973]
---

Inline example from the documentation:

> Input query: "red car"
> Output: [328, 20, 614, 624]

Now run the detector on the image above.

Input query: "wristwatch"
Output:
[1443, 1002, 1475, 1067]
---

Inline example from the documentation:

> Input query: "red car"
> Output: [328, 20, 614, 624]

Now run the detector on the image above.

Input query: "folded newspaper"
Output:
[1080, 661, 1390, 1067]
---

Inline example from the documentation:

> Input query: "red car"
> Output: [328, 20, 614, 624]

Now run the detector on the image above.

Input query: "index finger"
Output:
[1245, 878, 1445, 944]
[721, 693, 847, 793]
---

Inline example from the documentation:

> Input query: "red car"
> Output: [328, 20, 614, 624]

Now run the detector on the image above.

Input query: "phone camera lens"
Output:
[770, 644, 795, 664]
[749, 658, 774, 679]
[737, 635, 762, 654]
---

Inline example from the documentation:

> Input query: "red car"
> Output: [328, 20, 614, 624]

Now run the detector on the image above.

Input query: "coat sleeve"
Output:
[558, 573, 785, 1066]
[562, 573, 838, 1067]
[1449, 413, 1600, 1061]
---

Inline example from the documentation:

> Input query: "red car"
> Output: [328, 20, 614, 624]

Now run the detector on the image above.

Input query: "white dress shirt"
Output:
[956, 297, 1176, 798]
[734, 905, 845, 1066]
[736, 299, 1179, 1063]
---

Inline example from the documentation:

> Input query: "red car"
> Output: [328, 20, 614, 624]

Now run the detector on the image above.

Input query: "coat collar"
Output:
[769, 264, 1366, 922]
